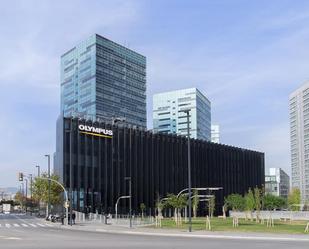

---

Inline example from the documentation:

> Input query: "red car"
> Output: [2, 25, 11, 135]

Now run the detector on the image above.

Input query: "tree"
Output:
[224, 194, 245, 211]
[166, 193, 187, 226]
[192, 189, 199, 218]
[207, 196, 216, 218]
[304, 201, 309, 211]
[155, 194, 164, 217]
[288, 188, 301, 211]
[222, 203, 228, 219]
[263, 194, 286, 210]
[14, 191, 24, 206]
[254, 187, 262, 222]
[244, 188, 255, 221]
[32, 173, 63, 209]
[140, 203, 146, 220]
[155, 194, 164, 227]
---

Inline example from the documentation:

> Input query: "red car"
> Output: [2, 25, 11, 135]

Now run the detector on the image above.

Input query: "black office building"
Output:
[55, 117, 264, 215]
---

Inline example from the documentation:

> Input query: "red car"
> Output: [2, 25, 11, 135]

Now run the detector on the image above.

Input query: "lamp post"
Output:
[181, 109, 192, 232]
[124, 177, 132, 228]
[45, 154, 51, 217]
[36, 165, 40, 177]
[69, 119, 73, 226]
[21, 182, 24, 211]
[65, 118, 73, 226]
[29, 174, 33, 215]
[24, 178, 28, 213]
[29, 174, 33, 199]
[38, 177, 69, 225]
[115, 196, 130, 222]
[35, 165, 41, 214]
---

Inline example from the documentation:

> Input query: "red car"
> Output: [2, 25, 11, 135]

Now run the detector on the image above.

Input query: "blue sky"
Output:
[1, 0, 309, 187]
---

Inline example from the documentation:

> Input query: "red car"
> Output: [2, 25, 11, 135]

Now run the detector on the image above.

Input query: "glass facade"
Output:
[211, 124, 220, 143]
[265, 168, 290, 199]
[153, 88, 211, 140]
[60, 34, 146, 128]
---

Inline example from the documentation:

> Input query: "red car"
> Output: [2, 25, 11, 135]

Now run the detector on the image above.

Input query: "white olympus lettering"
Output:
[78, 124, 113, 136]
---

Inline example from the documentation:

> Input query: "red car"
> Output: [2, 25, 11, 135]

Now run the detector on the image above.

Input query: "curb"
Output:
[58, 225, 309, 242]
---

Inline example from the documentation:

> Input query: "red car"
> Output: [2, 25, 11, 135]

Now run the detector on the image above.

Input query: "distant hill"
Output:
[0, 187, 18, 194]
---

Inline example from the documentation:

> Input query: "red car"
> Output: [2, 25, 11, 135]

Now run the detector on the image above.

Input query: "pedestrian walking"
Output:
[61, 214, 64, 225]
[72, 212, 76, 225]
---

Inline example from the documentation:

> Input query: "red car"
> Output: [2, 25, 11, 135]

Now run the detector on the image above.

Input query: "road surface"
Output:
[0, 213, 308, 249]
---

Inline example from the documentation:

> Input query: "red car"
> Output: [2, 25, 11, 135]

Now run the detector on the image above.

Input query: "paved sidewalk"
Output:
[50, 220, 309, 242]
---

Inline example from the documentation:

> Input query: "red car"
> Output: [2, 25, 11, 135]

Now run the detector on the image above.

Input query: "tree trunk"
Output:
[174, 208, 178, 225]
[222, 206, 226, 219]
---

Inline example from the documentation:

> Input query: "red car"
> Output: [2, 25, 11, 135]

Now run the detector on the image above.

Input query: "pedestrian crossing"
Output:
[0, 222, 53, 229]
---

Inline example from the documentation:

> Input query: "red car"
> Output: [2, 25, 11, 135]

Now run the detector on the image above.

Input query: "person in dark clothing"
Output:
[61, 214, 64, 225]
[72, 212, 76, 224]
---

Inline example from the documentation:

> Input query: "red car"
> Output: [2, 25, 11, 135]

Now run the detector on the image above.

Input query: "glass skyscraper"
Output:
[211, 124, 220, 143]
[153, 88, 211, 140]
[55, 34, 146, 178]
[60, 34, 146, 127]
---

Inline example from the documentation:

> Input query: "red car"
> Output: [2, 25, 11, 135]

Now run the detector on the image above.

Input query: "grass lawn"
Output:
[152, 217, 309, 234]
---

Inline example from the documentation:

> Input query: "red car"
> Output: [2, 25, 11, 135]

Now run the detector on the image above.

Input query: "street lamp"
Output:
[29, 174, 33, 199]
[180, 109, 192, 232]
[115, 196, 130, 222]
[36, 165, 40, 177]
[124, 177, 132, 228]
[45, 154, 51, 217]
[24, 178, 28, 213]
[64, 118, 73, 226]
[21, 182, 24, 210]
[29, 174, 33, 215]
[38, 176, 69, 226]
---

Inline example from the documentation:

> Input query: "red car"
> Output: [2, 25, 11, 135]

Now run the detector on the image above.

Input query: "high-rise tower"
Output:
[289, 82, 309, 203]
[153, 88, 211, 140]
[60, 34, 146, 127]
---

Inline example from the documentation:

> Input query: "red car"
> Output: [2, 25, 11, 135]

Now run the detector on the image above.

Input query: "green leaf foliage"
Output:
[245, 188, 255, 211]
[140, 203, 146, 211]
[166, 193, 187, 209]
[224, 194, 245, 211]
[254, 187, 262, 212]
[32, 173, 63, 205]
[288, 188, 301, 211]
[263, 194, 287, 210]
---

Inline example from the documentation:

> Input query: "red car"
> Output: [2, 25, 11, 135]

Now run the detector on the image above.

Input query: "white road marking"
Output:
[29, 224, 37, 227]
[5, 224, 11, 228]
[45, 223, 53, 227]
[0, 224, 2, 227]
[3, 237, 21, 240]
[95, 229, 309, 242]
[37, 223, 45, 227]
[21, 224, 28, 227]
[13, 224, 20, 227]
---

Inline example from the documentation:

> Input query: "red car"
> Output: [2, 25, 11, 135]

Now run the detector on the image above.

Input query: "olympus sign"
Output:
[78, 124, 113, 136]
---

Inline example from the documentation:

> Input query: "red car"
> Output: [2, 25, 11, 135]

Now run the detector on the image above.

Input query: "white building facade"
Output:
[211, 125, 220, 143]
[289, 82, 309, 203]
[153, 88, 211, 140]
[265, 168, 290, 199]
